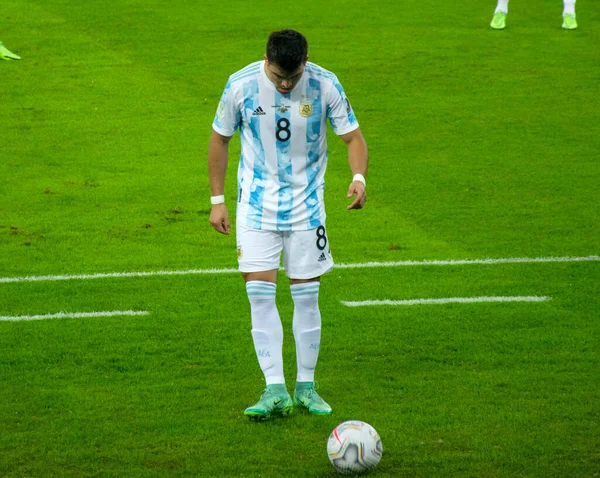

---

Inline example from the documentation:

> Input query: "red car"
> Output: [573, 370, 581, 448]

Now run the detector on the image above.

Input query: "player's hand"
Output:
[347, 180, 367, 210]
[209, 203, 231, 235]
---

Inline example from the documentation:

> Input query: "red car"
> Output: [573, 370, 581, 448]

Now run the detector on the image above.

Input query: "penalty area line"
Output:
[0, 255, 598, 284]
[0, 310, 150, 322]
[334, 255, 599, 269]
[341, 296, 552, 307]
[0, 268, 240, 284]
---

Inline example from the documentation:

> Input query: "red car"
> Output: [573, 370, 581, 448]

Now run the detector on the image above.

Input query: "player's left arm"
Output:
[340, 128, 368, 210]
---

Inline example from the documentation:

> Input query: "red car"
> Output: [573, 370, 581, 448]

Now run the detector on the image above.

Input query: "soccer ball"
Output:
[327, 420, 383, 475]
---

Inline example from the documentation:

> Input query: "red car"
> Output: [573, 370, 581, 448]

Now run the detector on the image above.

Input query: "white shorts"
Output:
[236, 221, 334, 279]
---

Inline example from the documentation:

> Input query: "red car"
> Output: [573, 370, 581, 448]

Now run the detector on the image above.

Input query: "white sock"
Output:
[563, 0, 576, 16]
[495, 0, 509, 14]
[246, 281, 285, 386]
[291, 282, 322, 383]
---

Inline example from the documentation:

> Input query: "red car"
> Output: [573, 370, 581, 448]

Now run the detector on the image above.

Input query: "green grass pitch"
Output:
[1, 0, 599, 476]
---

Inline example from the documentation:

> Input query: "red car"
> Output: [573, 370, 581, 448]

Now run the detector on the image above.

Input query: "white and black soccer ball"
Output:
[327, 420, 383, 475]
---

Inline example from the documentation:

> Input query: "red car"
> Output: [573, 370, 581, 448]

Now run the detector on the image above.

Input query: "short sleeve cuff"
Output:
[334, 122, 360, 137]
[212, 123, 236, 138]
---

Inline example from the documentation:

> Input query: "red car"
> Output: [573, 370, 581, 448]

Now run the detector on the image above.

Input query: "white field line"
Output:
[334, 255, 600, 269]
[0, 255, 598, 284]
[0, 268, 240, 284]
[341, 296, 552, 307]
[0, 310, 149, 322]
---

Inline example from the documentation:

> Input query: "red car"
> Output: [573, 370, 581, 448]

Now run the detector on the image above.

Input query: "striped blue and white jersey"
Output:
[212, 60, 359, 231]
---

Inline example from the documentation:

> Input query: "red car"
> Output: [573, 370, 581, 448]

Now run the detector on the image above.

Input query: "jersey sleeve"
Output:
[326, 76, 359, 136]
[212, 79, 241, 137]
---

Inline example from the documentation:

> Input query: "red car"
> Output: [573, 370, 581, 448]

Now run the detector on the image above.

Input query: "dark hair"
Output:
[266, 30, 308, 73]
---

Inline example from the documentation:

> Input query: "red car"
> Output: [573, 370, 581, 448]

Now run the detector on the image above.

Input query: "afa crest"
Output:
[299, 101, 313, 117]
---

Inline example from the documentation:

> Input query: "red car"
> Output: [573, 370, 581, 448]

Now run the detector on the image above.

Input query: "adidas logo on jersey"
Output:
[252, 106, 266, 116]
[318, 252, 327, 262]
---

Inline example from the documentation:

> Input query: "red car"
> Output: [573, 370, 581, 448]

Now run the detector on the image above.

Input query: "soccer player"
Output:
[490, 0, 578, 29]
[0, 41, 21, 60]
[208, 30, 368, 420]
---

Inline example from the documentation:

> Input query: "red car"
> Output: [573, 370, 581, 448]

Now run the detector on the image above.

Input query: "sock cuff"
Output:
[290, 282, 320, 298]
[246, 280, 276, 298]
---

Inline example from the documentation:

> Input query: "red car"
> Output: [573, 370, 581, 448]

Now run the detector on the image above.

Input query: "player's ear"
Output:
[264, 54, 269, 63]
[304, 56, 309, 65]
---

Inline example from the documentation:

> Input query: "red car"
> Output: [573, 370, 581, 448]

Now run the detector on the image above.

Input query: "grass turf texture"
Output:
[1, 0, 599, 476]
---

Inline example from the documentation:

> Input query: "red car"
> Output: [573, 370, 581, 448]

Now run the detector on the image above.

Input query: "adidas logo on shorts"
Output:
[252, 106, 266, 116]
[318, 252, 327, 262]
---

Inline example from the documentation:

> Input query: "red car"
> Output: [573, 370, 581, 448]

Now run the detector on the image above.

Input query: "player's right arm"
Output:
[208, 130, 233, 235]
[209, 77, 241, 235]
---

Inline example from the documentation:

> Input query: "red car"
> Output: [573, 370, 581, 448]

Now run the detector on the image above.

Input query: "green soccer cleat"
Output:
[562, 14, 577, 30]
[294, 382, 332, 415]
[490, 12, 507, 30]
[0, 41, 21, 60]
[244, 384, 293, 421]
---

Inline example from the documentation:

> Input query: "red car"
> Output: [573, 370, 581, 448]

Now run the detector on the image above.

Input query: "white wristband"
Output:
[210, 195, 225, 205]
[352, 173, 366, 187]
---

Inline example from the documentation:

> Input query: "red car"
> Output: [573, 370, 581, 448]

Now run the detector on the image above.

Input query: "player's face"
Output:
[264, 56, 307, 94]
